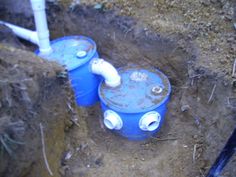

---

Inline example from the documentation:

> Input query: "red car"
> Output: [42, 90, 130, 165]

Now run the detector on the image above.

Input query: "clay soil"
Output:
[0, 0, 236, 177]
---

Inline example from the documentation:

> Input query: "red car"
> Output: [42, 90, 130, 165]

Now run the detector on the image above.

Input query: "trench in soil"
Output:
[1, 4, 236, 177]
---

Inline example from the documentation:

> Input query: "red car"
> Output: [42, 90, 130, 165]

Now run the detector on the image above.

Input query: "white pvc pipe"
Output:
[103, 110, 123, 130]
[30, 0, 52, 55]
[139, 111, 161, 131]
[0, 0, 52, 55]
[0, 21, 39, 45]
[90, 58, 121, 88]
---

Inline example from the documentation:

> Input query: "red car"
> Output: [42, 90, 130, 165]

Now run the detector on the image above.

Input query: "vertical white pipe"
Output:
[30, 0, 52, 55]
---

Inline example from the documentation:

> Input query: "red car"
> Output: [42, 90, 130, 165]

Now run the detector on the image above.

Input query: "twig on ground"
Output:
[151, 137, 178, 141]
[67, 102, 80, 127]
[4, 134, 24, 145]
[0, 136, 13, 155]
[227, 97, 236, 108]
[99, 117, 105, 131]
[232, 58, 236, 77]
[193, 144, 197, 163]
[112, 32, 116, 41]
[207, 84, 216, 104]
[124, 27, 134, 38]
[39, 123, 53, 176]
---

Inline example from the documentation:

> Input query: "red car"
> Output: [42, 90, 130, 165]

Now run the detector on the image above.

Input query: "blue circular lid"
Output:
[37, 36, 97, 71]
[99, 67, 171, 113]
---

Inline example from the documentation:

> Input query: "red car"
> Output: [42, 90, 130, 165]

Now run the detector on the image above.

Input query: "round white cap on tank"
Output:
[76, 50, 87, 58]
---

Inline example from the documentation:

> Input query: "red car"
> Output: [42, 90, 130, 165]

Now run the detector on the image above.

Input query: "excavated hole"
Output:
[0, 4, 236, 177]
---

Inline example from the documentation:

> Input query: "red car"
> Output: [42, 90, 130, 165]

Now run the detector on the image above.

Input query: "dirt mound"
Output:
[0, 43, 74, 177]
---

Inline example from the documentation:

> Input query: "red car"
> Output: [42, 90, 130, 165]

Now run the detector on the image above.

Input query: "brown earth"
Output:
[0, 0, 236, 177]
[0, 30, 75, 177]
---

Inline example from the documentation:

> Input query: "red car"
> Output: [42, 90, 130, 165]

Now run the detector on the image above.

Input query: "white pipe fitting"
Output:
[103, 110, 123, 130]
[30, 0, 52, 55]
[0, 21, 39, 45]
[139, 111, 161, 131]
[0, 0, 52, 55]
[90, 58, 121, 88]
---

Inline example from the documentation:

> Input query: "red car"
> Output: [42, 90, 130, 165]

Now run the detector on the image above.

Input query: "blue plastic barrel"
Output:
[98, 67, 171, 140]
[36, 36, 101, 106]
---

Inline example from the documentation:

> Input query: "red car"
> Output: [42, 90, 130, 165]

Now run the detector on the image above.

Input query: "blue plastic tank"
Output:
[36, 36, 101, 106]
[98, 66, 171, 140]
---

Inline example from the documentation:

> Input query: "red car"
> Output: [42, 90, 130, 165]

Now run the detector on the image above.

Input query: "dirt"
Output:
[0, 32, 75, 177]
[0, 0, 236, 177]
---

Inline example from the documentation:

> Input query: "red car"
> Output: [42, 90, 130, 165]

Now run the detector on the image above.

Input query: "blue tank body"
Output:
[99, 67, 171, 140]
[36, 36, 101, 106]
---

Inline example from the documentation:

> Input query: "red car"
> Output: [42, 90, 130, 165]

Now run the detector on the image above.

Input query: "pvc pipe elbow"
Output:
[139, 111, 161, 131]
[90, 58, 121, 87]
[104, 110, 123, 130]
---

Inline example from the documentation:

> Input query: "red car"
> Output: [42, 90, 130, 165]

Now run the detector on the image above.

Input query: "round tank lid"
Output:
[37, 36, 97, 71]
[99, 67, 171, 113]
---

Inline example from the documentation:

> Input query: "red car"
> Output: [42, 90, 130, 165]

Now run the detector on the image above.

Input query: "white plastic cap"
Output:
[139, 111, 161, 131]
[77, 50, 87, 58]
[103, 110, 123, 130]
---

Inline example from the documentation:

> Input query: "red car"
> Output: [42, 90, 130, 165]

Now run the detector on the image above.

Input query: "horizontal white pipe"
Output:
[104, 110, 123, 130]
[90, 58, 121, 88]
[139, 111, 161, 131]
[0, 0, 52, 55]
[30, 0, 52, 55]
[0, 21, 39, 45]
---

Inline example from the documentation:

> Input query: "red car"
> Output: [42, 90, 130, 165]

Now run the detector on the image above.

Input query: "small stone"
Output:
[201, 0, 211, 6]
[219, 58, 227, 64]
[210, 0, 217, 3]
[205, 12, 210, 17]
[230, 45, 236, 53]
[227, 37, 235, 42]
[224, 14, 232, 21]
[94, 3, 103, 10]
[64, 151, 73, 161]
[59, 165, 70, 176]
[181, 104, 190, 112]
[140, 158, 145, 161]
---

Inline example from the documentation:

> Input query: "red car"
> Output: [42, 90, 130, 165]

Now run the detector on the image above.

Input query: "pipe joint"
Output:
[104, 110, 123, 130]
[0, 0, 52, 55]
[37, 30, 50, 39]
[90, 58, 121, 88]
[139, 111, 161, 131]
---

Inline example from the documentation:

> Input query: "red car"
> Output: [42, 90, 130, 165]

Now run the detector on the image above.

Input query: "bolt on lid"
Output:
[99, 67, 171, 113]
[37, 36, 97, 71]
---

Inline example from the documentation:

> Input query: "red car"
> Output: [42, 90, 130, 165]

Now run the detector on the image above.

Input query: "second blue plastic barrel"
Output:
[36, 36, 101, 106]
